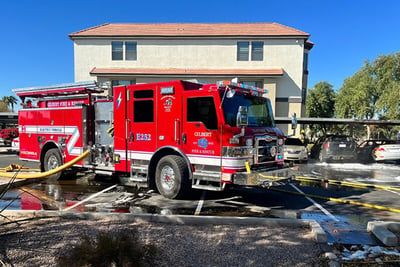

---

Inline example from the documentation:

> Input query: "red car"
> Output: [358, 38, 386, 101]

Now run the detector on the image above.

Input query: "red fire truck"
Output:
[14, 80, 294, 199]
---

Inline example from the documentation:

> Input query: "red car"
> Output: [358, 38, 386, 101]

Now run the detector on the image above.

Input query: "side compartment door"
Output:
[127, 85, 157, 171]
[113, 85, 128, 172]
[157, 84, 183, 149]
[37, 108, 65, 162]
[182, 94, 221, 167]
[18, 110, 39, 161]
[64, 107, 85, 165]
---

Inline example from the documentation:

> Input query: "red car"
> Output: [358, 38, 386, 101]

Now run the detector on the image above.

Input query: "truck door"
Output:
[127, 84, 157, 170]
[18, 110, 39, 161]
[157, 84, 183, 149]
[182, 94, 221, 165]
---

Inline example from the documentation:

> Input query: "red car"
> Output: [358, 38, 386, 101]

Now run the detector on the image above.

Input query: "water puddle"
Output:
[0, 177, 145, 213]
[301, 211, 378, 245]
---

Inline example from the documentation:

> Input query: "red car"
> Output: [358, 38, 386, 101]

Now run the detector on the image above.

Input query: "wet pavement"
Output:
[0, 152, 399, 246]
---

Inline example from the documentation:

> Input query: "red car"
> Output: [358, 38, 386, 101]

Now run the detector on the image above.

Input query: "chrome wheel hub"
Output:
[160, 166, 175, 191]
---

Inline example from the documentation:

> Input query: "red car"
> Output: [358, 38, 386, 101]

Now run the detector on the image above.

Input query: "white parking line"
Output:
[386, 189, 400, 196]
[194, 191, 206, 216]
[290, 183, 339, 222]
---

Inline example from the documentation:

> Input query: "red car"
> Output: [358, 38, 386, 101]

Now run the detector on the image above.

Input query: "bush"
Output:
[57, 229, 157, 267]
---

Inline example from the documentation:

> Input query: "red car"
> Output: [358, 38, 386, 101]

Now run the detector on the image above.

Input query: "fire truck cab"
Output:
[14, 80, 292, 199]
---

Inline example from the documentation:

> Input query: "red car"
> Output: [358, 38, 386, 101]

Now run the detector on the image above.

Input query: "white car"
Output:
[371, 140, 400, 162]
[8, 137, 19, 154]
[284, 137, 308, 162]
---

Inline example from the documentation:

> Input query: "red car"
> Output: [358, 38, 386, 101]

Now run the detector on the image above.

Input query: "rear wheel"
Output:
[43, 148, 63, 180]
[155, 155, 190, 199]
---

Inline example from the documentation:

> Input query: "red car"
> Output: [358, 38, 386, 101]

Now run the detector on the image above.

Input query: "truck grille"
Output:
[255, 135, 277, 164]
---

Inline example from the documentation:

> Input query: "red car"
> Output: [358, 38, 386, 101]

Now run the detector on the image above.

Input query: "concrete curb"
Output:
[367, 221, 400, 246]
[1, 210, 328, 243]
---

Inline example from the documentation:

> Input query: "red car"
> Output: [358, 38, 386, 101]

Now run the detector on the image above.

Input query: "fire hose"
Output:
[0, 150, 90, 179]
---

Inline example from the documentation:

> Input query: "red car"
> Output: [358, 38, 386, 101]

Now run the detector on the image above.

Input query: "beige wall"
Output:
[73, 37, 308, 135]
[74, 38, 304, 90]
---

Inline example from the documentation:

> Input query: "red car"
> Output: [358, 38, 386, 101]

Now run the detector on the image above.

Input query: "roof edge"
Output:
[68, 23, 110, 40]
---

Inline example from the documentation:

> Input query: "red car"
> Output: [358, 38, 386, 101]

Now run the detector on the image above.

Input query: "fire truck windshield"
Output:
[220, 91, 275, 127]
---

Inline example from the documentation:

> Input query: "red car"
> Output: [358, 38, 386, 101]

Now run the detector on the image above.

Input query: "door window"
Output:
[133, 90, 154, 123]
[186, 97, 218, 130]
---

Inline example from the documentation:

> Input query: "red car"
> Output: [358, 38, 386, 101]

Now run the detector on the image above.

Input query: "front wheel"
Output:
[43, 148, 63, 180]
[155, 155, 190, 199]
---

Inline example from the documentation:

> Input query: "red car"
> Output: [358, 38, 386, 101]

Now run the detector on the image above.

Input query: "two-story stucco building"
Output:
[69, 23, 313, 134]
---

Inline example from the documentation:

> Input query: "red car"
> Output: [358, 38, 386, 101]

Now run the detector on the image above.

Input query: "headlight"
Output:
[246, 138, 253, 146]
[278, 139, 283, 145]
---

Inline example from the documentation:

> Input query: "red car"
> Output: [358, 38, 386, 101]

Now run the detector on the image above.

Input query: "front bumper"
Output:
[233, 165, 296, 187]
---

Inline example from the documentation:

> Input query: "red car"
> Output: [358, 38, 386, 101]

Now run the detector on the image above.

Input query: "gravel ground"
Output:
[0, 216, 326, 266]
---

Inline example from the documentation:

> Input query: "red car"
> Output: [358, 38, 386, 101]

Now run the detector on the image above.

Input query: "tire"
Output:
[43, 148, 63, 180]
[155, 155, 190, 199]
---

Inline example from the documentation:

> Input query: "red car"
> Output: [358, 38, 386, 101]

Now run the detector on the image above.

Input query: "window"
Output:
[187, 97, 218, 130]
[237, 41, 264, 61]
[133, 90, 154, 123]
[126, 42, 137, 60]
[112, 41, 123, 60]
[251, 42, 263, 61]
[112, 41, 137, 61]
[111, 80, 136, 87]
[303, 53, 309, 74]
[237, 42, 249, 61]
[242, 81, 263, 88]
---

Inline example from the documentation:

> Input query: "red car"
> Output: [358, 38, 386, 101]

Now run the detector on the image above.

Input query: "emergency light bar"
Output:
[217, 80, 268, 95]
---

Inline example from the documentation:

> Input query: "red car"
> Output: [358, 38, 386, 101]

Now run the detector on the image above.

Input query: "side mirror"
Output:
[236, 106, 248, 127]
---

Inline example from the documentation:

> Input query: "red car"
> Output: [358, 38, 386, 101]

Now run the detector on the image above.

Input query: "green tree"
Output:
[335, 52, 400, 139]
[7, 96, 18, 112]
[335, 63, 378, 120]
[1, 96, 18, 112]
[306, 81, 336, 135]
[0, 101, 8, 112]
[373, 53, 400, 120]
[306, 81, 336, 118]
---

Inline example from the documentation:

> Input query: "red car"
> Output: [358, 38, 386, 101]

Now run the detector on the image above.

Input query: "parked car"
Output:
[7, 137, 19, 154]
[310, 135, 357, 163]
[284, 137, 308, 162]
[0, 128, 19, 146]
[357, 139, 400, 163]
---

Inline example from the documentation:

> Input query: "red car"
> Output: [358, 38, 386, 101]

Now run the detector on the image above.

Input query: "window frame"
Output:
[111, 41, 138, 61]
[237, 41, 264, 62]
[251, 41, 264, 61]
[237, 41, 249, 61]
[111, 41, 123, 61]
[125, 41, 137, 61]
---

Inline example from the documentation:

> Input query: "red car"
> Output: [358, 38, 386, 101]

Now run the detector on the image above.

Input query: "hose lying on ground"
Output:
[0, 150, 90, 179]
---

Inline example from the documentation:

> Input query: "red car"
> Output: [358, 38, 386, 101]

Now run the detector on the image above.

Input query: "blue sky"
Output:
[1, 0, 399, 99]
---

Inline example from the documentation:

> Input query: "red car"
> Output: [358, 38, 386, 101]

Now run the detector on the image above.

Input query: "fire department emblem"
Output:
[198, 138, 208, 149]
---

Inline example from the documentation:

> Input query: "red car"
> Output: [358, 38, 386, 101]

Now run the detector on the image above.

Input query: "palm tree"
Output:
[7, 96, 17, 112]
[1, 96, 9, 111]
[1, 96, 18, 112]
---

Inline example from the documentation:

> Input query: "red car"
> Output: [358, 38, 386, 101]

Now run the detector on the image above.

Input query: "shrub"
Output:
[57, 228, 157, 267]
